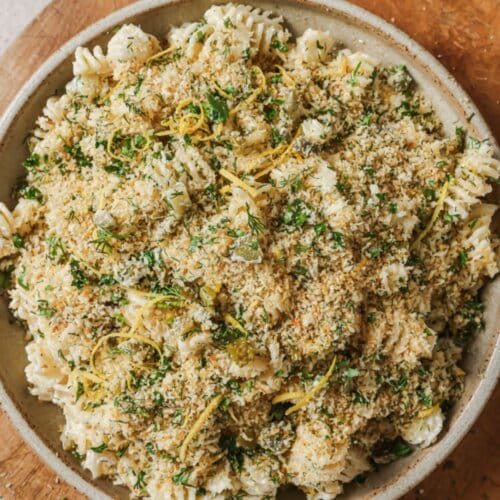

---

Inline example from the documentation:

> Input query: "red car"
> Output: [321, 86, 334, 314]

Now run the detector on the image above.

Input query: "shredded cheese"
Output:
[179, 394, 224, 461]
[285, 357, 337, 415]
[413, 181, 449, 246]
[219, 168, 258, 198]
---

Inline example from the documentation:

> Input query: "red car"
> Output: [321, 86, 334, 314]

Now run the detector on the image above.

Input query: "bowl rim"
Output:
[0, 1, 498, 499]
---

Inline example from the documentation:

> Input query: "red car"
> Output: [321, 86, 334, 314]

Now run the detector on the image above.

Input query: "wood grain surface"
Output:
[0, 1, 498, 499]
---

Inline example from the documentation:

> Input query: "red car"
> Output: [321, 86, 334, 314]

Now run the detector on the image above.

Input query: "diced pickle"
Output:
[231, 237, 263, 264]
[200, 285, 218, 307]
[227, 338, 255, 365]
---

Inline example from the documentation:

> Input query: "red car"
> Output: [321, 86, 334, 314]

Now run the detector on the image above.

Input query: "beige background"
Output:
[0, 0, 50, 55]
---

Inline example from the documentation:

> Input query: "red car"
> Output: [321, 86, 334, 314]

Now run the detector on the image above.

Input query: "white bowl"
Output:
[0, 1, 498, 498]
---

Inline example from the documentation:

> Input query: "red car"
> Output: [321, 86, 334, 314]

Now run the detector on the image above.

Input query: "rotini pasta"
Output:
[73, 45, 110, 76]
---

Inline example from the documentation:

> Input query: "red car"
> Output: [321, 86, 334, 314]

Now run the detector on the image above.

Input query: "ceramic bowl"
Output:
[0, 1, 498, 499]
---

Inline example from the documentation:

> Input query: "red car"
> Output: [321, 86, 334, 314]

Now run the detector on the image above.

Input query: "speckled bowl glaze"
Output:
[0, 1, 498, 499]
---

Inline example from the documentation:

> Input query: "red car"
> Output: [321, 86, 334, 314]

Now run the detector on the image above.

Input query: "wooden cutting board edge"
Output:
[0, 1, 498, 499]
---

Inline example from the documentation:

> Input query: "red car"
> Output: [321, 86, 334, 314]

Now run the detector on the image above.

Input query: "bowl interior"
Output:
[0, 1, 498, 499]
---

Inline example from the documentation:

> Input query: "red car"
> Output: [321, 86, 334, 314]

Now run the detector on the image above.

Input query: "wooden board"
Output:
[0, 1, 498, 499]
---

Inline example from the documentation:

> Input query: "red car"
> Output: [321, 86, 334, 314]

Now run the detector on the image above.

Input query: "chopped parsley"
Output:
[46, 236, 67, 263]
[219, 435, 244, 472]
[22, 153, 40, 173]
[280, 199, 311, 229]
[173, 467, 192, 486]
[12, 233, 24, 249]
[314, 223, 326, 237]
[270, 39, 289, 52]
[17, 266, 29, 290]
[134, 470, 147, 490]
[20, 185, 44, 204]
[348, 61, 362, 86]
[63, 143, 92, 169]
[271, 127, 283, 147]
[204, 92, 229, 123]
[104, 159, 129, 177]
[90, 443, 108, 453]
[69, 259, 90, 289]
[37, 300, 55, 318]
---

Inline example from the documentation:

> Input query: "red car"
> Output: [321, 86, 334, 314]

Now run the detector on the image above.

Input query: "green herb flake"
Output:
[69, 259, 90, 289]
[12, 233, 24, 249]
[75, 381, 84, 402]
[270, 39, 289, 52]
[116, 444, 129, 457]
[271, 127, 283, 147]
[134, 470, 147, 490]
[458, 250, 468, 269]
[281, 199, 310, 229]
[90, 443, 108, 453]
[219, 435, 244, 472]
[37, 300, 55, 318]
[20, 186, 44, 204]
[246, 204, 265, 234]
[23, 153, 40, 172]
[17, 266, 29, 290]
[348, 61, 362, 86]
[173, 467, 192, 486]
[204, 93, 229, 123]
[392, 439, 412, 457]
